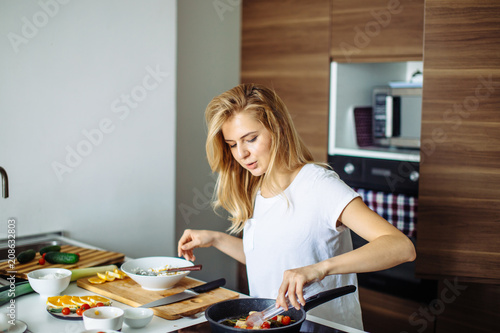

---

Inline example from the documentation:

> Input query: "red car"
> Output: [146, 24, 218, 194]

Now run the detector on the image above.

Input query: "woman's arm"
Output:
[177, 229, 246, 264]
[276, 197, 416, 310]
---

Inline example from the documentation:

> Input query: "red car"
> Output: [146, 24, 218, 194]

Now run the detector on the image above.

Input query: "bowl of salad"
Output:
[120, 256, 196, 290]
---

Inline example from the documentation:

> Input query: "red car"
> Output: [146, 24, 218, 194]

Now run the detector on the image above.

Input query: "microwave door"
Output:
[385, 95, 393, 138]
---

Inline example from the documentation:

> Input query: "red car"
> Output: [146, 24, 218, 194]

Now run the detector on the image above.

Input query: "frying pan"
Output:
[205, 285, 356, 332]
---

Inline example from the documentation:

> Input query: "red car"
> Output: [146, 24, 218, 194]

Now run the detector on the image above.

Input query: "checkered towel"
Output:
[354, 188, 417, 238]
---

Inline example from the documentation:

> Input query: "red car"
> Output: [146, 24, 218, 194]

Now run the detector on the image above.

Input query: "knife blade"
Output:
[138, 278, 226, 308]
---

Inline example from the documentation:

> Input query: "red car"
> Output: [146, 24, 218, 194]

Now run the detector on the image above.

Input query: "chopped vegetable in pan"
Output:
[219, 313, 294, 330]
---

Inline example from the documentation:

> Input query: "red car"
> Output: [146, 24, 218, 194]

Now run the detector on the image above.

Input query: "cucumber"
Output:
[45, 252, 80, 264]
[39, 245, 61, 256]
[17, 249, 36, 264]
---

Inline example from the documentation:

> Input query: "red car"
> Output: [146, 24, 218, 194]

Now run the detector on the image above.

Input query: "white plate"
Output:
[0, 320, 27, 333]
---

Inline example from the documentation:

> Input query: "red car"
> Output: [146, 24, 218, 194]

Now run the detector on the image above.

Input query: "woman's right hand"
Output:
[177, 229, 217, 261]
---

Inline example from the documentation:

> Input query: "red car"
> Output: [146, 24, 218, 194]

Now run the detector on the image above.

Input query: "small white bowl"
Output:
[27, 268, 71, 297]
[81, 330, 121, 333]
[83, 307, 124, 331]
[123, 308, 154, 328]
[120, 256, 194, 290]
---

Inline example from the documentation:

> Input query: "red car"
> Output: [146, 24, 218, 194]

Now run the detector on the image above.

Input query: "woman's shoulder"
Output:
[300, 163, 341, 182]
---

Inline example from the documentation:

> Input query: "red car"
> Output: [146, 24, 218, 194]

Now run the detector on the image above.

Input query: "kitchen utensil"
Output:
[246, 281, 324, 327]
[27, 268, 71, 297]
[120, 256, 195, 290]
[0, 245, 125, 279]
[76, 276, 239, 320]
[139, 278, 226, 308]
[83, 307, 124, 331]
[205, 285, 356, 332]
[165, 264, 202, 273]
[123, 308, 154, 328]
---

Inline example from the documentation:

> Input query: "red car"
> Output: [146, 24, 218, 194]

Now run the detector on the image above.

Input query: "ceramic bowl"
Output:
[81, 330, 121, 333]
[83, 307, 124, 331]
[27, 268, 71, 297]
[120, 256, 193, 290]
[123, 308, 154, 328]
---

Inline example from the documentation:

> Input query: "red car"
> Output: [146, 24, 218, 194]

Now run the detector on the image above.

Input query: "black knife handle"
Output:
[190, 278, 226, 293]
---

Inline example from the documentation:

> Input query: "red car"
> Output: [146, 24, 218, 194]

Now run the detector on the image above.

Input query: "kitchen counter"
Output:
[0, 234, 366, 333]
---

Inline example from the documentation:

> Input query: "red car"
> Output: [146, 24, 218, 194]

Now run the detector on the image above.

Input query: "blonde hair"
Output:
[205, 83, 315, 234]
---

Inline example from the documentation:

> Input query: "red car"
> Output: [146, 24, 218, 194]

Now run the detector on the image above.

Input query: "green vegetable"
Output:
[39, 245, 61, 256]
[0, 281, 34, 306]
[17, 249, 36, 264]
[45, 252, 79, 265]
[70, 265, 118, 282]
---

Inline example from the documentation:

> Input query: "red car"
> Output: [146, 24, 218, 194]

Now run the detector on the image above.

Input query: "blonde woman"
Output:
[177, 83, 416, 329]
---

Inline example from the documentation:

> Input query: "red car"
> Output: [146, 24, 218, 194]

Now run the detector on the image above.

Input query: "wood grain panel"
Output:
[435, 282, 500, 333]
[359, 287, 434, 333]
[416, 0, 500, 283]
[241, 0, 331, 162]
[330, 0, 424, 62]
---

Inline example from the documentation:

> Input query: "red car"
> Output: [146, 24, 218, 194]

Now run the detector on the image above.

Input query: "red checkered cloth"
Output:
[353, 188, 417, 238]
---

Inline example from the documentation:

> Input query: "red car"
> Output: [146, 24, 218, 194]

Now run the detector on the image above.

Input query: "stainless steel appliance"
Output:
[372, 85, 422, 149]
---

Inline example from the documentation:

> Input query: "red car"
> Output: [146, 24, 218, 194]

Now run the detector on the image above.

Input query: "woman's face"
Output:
[221, 112, 273, 177]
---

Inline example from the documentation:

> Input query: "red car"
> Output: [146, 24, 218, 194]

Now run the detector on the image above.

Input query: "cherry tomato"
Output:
[76, 253, 80, 258]
[261, 321, 271, 329]
[76, 308, 83, 316]
[271, 316, 277, 321]
[282, 316, 291, 325]
[96, 302, 104, 307]
[38, 258, 45, 265]
[61, 307, 70, 315]
[81, 303, 90, 311]
[42, 253, 47, 258]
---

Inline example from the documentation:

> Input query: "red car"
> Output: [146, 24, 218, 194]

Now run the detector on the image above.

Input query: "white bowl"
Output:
[27, 268, 71, 297]
[83, 307, 124, 331]
[123, 308, 154, 328]
[120, 256, 194, 290]
[81, 330, 121, 333]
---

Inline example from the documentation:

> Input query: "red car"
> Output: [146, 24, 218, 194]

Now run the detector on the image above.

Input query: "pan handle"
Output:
[303, 285, 356, 312]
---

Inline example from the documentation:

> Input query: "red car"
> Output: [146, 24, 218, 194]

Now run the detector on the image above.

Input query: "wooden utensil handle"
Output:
[166, 264, 202, 272]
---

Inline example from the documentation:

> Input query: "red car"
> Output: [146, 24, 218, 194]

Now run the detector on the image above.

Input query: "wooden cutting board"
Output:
[77, 276, 240, 320]
[0, 245, 124, 279]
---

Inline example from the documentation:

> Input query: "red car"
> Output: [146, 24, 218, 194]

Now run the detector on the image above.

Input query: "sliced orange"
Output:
[114, 269, 127, 278]
[88, 276, 106, 284]
[107, 271, 125, 279]
[88, 295, 111, 306]
[46, 296, 61, 307]
[60, 295, 77, 308]
[96, 272, 107, 280]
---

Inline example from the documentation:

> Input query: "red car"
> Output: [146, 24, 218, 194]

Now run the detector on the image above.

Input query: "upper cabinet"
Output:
[241, 0, 331, 162]
[330, 0, 425, 63]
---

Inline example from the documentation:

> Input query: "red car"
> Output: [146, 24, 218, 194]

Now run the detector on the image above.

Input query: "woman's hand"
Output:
[177, 229, 217, 261]
[275, 263, 327, 311]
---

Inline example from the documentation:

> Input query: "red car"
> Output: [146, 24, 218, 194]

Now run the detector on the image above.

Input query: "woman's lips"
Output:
[246, 162, 257, 170]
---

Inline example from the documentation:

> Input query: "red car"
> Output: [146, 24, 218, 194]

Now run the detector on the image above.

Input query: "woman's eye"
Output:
[248, 136, 257, 143]
[229, 143, 237, 148]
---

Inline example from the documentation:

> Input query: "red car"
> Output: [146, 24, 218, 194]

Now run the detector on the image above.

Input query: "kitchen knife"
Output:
[138, 278, 226, 308]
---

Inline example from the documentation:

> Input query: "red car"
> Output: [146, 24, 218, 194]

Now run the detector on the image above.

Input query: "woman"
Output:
[177, 83, 416, 329]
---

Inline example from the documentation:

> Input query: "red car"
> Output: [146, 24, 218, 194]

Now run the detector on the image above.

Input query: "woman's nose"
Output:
[237, 145, 249, 159]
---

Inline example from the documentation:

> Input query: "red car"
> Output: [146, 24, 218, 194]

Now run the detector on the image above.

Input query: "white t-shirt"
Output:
[243, 163, 364, 330]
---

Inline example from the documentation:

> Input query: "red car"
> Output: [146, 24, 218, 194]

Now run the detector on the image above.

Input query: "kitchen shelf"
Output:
[328, 61, 423, 163]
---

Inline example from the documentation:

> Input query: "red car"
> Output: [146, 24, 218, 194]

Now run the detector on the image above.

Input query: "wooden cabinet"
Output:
[417, 1, 500, 331]
[241, 0, 331, 162]
[330, 0, 424, 63]
[417, 0, 500, 284]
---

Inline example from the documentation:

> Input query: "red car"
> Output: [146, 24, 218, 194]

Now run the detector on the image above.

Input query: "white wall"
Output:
[176, 0, 241, 291]
[0, 0, 177, 258]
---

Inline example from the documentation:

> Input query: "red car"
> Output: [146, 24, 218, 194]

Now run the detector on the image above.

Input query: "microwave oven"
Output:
[372, 86, 422, 149]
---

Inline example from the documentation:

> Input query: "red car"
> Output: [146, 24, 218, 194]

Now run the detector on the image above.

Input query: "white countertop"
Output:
[2, 282, 365, 333]
[0, 234, 365, 333]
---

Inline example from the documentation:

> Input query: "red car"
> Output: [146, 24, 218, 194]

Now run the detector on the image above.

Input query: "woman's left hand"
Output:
[275, 263, 326, 311]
